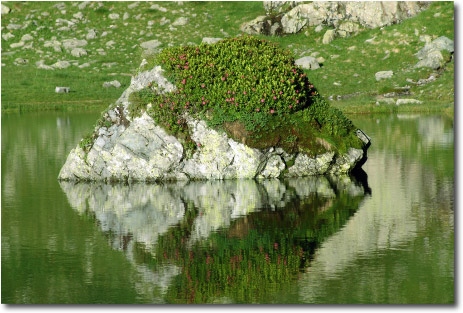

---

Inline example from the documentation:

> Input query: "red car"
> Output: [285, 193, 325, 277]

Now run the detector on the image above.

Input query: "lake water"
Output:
[1, 111, 454, 304]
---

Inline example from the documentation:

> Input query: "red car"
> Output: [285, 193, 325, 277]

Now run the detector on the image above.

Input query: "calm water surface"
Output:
[1, 111, 454, 304]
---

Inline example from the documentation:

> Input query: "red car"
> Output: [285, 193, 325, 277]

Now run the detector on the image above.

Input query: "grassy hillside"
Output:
[1, 1, 454, 114]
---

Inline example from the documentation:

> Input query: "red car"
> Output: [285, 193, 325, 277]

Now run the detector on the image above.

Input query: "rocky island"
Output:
[58, 36, 370, 182]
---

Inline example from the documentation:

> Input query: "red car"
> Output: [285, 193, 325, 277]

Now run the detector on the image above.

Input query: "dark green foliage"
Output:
[157, 35, 313, 114]
[128, 35, 363, 155]
[303, 95, 355, 137]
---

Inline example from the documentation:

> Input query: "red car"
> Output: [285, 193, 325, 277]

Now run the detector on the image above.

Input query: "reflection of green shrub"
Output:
[130, 187, 364, 303]
[128, 35, 364, 155]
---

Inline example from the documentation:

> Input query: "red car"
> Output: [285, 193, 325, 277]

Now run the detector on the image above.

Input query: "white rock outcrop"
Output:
[242, 1, 429, 36]
[58, 63, 370, 182]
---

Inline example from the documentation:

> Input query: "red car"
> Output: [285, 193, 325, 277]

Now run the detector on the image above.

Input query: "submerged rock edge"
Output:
[58, 63, 370, 182]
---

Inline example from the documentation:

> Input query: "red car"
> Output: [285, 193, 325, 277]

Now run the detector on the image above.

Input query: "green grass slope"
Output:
[0, 1, 453, 114]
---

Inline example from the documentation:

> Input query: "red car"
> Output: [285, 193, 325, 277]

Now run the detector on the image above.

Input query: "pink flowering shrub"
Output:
[127, 36, 360, 155]
[129, 36, 317, 133]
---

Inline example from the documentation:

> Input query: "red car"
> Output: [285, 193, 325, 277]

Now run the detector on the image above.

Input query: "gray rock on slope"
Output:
[71, 48, 87, 57]
[140, 40, 162, 50]
[86, 29, 98, 40]
[52, 60, 71, 69]
[1, 4, 11, 15]
[263, 1, 298, 13]
[172, 17, 189, 26]
[128, 2, 139, 9]
[415, 36, 454, 69]
[21, 34, 33, 41]
[44, 40, 62, 52]
[2, 33, 15, 41]
[322, 29, 336, 44]
[58, 63, 370, 182]
[295, 56, 320, 70]
[240, 16, 282, 36]
[7, 24, 21, 30]
[315, 25, 324, 33]
[36, 60, 54, 70]
[10, 42, 25, 49]
[415, 51, 444, 70]
[14, 58, 29, 65]
[55, 87, 70, 93]
[375, 71, 394, 81]
[62, 38, 88, 50]
[240, 16, 268, 35]
[281, 7, 308, 33]
[73, 12, 84, 20]
[396, 99, 422, 105]
[103, 80, 121, 88]
[202, 37, 223, 44]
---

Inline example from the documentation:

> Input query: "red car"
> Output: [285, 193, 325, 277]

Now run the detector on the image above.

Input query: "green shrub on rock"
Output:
[129, 35, 363, 155]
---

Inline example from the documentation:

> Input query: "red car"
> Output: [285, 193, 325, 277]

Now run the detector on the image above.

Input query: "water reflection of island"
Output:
[60, 174, 369, 303]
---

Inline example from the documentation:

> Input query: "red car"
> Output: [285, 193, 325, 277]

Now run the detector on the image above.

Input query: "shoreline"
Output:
[1, 100, 454, 116]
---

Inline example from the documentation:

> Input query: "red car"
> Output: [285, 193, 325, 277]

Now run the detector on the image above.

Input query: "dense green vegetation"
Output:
[129, 36, 363, 155]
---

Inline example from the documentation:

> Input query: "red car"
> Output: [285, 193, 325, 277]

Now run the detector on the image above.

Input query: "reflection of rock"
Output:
[61, 176, 368, 249]
[61, 175, 368, 302]
[60, 182, 187, 250]
[417, 116, 454, 148]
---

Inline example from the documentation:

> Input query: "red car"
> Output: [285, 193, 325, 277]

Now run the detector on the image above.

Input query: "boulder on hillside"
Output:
[103, 80, 122, 88]
[52, 60, 71, 69]
[240, 16, 283, 36]
[140, 40, 162, 50]
[202, 37, 223, 44]
[295, 56, 320, 70]
[1, 4, 10, 15]
[415, 36, 454, 69]
[242, 1, 430, 36]
[322, 29, 336, 44]
[62, 38, 88, 50]
[55, 87, 70, 93]
[375, 71, 394, 81]
[263, 1, 298, 13]
[172, 17, 189, 26]
[71, 48, 87, 57]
